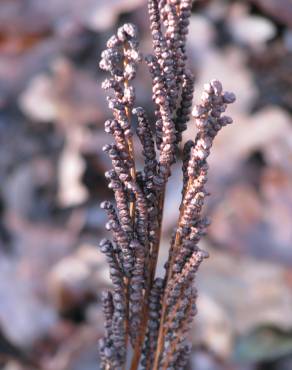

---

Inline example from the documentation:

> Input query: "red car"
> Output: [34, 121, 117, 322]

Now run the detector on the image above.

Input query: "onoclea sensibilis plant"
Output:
[98, 0, 236, 369]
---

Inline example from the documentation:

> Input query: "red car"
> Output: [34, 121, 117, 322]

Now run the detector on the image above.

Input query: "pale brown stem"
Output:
[129, 189, 166, 370]
[123, 49, 136, 369]
[144, 195, 164, 370]
[149, 191, 165, 282]
[161, 301, 192, 370]
[129, 294, 149, 370]
[124, 99, 135, 368]
[152, 176, 192, 370]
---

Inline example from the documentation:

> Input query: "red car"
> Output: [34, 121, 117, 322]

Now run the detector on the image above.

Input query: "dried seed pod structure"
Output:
[98, 2, 236, 370]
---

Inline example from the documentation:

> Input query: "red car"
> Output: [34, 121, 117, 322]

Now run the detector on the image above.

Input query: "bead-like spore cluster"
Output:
[98, 2, 236, 369]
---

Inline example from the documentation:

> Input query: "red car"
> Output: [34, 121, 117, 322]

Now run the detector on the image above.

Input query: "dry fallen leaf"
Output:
[197, 246, 292, 338]
[48, 243, 108, 312]
[228, 12, 276, 48]
[57, 144, 88, 208]
[19, 58, 105, 127]
[194, 294, 233, 358]
[0, 256, 57, 347]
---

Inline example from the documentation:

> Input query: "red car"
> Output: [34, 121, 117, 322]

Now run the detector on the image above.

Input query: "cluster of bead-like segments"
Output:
[98, 1, 195, 368]
[98, 2, 236, 369]
[146, 0, 194, 188]
[152, 80, 236, 369]
[99, 23, 147, 368]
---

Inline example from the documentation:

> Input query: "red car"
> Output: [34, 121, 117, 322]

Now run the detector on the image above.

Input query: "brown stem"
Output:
[124, 98, 135, 357]
[149, 190, 165, 282]
[129, 295, 149, 370]
[123, 46, 136, 368]
[161, 301, 192, 370]
[129, 188, 166, 370]
[152, 177, 192, 370]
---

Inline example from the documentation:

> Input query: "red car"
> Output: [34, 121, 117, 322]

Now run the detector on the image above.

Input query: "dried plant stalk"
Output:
[98, 1, 236, 369]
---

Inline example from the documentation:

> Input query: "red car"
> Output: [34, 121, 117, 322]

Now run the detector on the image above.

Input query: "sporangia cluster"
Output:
[98, 1, 236, 369]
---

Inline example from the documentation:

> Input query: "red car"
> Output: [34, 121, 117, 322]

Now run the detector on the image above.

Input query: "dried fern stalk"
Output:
[98, 1, 236, 369]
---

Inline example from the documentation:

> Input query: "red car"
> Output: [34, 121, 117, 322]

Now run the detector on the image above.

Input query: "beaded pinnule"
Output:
[99, 2, 236, 370]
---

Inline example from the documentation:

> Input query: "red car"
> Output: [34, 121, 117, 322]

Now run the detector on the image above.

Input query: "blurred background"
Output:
[0, 0, 292, 369]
